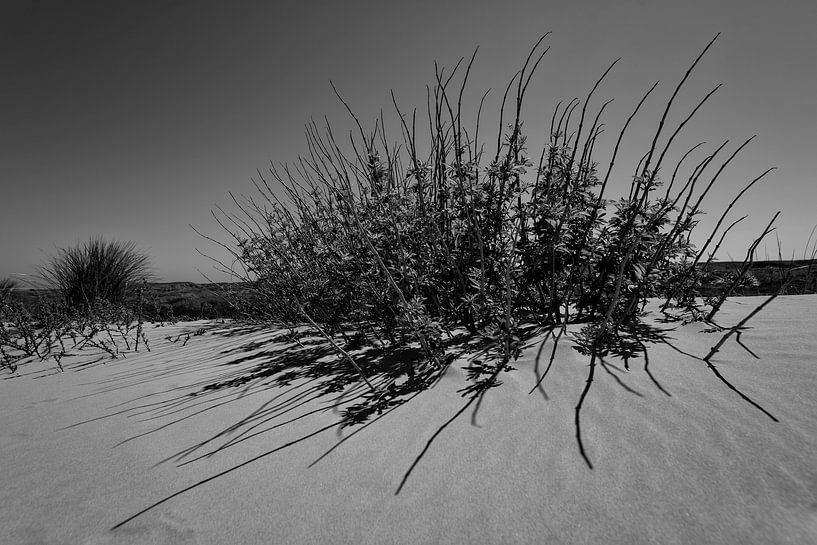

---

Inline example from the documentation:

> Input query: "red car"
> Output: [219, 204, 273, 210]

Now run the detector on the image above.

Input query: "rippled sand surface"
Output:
[2, 296, 816, 544]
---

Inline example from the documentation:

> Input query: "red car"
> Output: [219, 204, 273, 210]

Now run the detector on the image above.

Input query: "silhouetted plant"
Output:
[203, 32, 787, 469]
[109, 34, 808, 530]
[40, 238, 152, 313]
[0, 278, 16, 300]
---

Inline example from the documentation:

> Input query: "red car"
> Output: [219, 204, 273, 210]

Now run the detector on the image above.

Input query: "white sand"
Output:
[1, 297, 816, 544]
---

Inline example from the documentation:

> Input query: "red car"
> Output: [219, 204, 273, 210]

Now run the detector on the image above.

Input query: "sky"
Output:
[1, 0, 815, 283]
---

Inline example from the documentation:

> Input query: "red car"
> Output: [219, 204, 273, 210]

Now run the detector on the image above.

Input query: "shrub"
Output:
[214, 33, 771, 360]
[40, 238, 152, 313]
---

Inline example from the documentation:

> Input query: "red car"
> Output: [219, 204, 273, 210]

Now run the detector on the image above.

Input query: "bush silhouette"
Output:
[41, 238, 152, 312]
[210, 34, 777, 371]
[0, 278, 16, 300]
[196, 34, 794, 473]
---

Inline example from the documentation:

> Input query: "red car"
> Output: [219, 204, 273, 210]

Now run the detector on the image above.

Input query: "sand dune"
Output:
[2, 297, 816, 544]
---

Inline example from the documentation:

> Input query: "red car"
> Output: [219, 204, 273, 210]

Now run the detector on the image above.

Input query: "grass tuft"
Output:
[40, 238, 152, 312]
[0, 277, 17, 300]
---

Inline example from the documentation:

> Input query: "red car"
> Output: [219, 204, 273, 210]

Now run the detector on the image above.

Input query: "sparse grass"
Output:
[0, 289, 154, 373]
[0, 240, 156, 373]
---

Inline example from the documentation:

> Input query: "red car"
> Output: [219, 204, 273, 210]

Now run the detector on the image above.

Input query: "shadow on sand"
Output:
[53, 316, 773, 531]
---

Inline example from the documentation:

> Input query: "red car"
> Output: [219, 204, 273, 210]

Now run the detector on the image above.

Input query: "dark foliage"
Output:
[207, 34, 792, 387]
[40, 238, 153, 312]
[110, 36, 810, 528]
[0, 277, 16, 300]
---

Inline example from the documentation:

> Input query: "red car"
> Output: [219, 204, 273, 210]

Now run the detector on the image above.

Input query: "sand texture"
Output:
[2, 296, 816, 544]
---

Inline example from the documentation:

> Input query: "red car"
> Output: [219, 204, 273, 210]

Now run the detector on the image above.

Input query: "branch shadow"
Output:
[106, 323, 502, 529]
[110, 310, 780, 529]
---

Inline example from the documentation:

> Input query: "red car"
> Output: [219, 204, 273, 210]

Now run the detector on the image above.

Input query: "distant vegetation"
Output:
[8, 282, 244, 321]
[40, 238, 152, 312]
[0, 277, 16, 299]
[2, 239, 241, 361]
[698, 259, 817, 296]
[9, 262, 815, 323]
[0, 238, 160, 373]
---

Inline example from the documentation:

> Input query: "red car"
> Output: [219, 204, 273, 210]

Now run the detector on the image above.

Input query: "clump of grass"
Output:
[40, 238, 152, 313]
[0, 241, 155, 374]
[0, 277, 17, 300]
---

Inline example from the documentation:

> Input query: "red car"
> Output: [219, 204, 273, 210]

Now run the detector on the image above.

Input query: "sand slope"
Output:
[1, 297, 816, 544]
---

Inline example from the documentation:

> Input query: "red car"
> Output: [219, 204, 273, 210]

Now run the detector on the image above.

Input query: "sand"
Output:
[1, 296, 816, 544]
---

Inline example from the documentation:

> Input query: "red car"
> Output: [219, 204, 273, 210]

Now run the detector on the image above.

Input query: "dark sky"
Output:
[2, 0, 815, 282]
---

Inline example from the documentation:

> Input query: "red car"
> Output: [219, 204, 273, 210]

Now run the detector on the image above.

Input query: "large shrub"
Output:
[205, 34, 790, 469]
[217, 34, 773, 359]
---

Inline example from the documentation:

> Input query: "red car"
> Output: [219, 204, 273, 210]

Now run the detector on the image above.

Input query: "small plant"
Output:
[0, 292, 68, 371]
[0, 293, 154, 373]
[1, 246, 156, 373]
[0, 277, 17, 300]
[40, 238, 152, 313]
